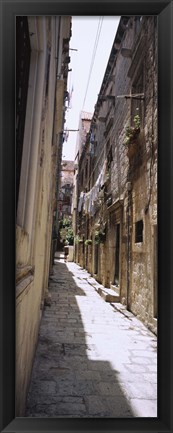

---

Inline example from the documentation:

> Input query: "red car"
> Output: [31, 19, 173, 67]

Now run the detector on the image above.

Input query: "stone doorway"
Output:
[94, 244, 99, 275]
[114, 223, 120, 285]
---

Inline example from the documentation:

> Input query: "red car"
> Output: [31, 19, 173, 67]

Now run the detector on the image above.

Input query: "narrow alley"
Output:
[26, 255, 157, 418]
[15, 16, 159, 418]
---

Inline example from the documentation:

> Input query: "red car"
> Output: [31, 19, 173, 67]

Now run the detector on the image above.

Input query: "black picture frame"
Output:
[0, 1, 172, 432]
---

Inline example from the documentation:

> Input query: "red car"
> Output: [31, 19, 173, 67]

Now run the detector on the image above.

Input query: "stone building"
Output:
[75, 110, 93, 159]
[72, 111, 92, 259]
[58, 160, 75, 220]
[74, 16, 157, 334]
[16, 15, 71, 415]
[57, 160, 74, 251]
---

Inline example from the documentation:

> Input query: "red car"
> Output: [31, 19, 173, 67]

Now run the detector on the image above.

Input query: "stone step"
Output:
[87, 278, 120, 303]
[95, 286, 120, 303]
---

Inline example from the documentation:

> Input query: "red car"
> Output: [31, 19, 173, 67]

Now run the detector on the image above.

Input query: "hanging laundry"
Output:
[83, 192, 90, 214]
[68, 84, 74, 109]
[78, 191, 84, 212]
[101, 160, 107, 187]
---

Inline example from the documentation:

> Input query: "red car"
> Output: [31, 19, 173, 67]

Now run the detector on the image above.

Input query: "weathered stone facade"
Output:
[58, 160, 74, 219]
[16, 16, 71, 415]
[72, 112, 92, 262]
[74, 16, 157, 334]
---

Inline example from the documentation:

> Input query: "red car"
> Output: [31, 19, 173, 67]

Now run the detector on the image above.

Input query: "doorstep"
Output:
[87, 278, 120, 302]
[97, 286, 120, 302]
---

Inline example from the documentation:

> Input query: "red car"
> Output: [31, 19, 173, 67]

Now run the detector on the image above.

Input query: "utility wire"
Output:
[82, 16, 103, 108]
[82, 16, 104, 110]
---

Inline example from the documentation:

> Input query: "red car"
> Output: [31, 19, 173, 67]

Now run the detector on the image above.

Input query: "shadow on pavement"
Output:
[26, 260, 139, 417]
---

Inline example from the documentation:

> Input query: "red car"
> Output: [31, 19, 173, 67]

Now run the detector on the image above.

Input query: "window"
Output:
[114, 224, 120, 285]
[64, 195, 70, 205]
[106, 140, 113, 170]
[135, 220, 143, 243]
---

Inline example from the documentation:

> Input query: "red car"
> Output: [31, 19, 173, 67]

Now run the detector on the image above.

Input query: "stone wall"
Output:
[75, 16, 157, 334]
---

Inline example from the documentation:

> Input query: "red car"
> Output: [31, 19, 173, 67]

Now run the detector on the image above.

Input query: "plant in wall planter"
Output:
[124, 115, 141, 158]
[85, 239, 92, 246]
[95, 230, 106, 244]
[104, 170, 111, 185]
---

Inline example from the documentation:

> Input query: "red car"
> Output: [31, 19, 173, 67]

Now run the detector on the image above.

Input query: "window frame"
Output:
[135, 219, 144, 243]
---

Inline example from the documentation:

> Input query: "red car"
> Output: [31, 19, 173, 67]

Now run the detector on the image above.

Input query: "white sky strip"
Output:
[63, 17, 120, 160]
[82, 16, 104, 110]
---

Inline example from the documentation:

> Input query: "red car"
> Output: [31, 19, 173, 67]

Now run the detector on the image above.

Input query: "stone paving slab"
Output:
[26, 260, 157, 418]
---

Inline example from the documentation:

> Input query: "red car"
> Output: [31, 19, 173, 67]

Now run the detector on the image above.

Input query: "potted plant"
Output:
[85, 239, 92, 246]
[95, 230, 106, 244]
[104, 170, 110, 185]
[124, 115, 141, 158]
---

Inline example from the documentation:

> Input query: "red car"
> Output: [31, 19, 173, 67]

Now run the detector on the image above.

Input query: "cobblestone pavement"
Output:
[26, 258, 157, 418]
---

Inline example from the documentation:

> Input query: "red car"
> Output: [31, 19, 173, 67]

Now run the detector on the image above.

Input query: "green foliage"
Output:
[59, 220, 63, 229]
[59, 218, 74, 245]
[133, 114, 140, 129]
[62, 218, 71, 227]
[124, 115, 141, 146]
[85, 239, 92, 246]
[65, 227, 74, 245]
[95, 230, 106, 244]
